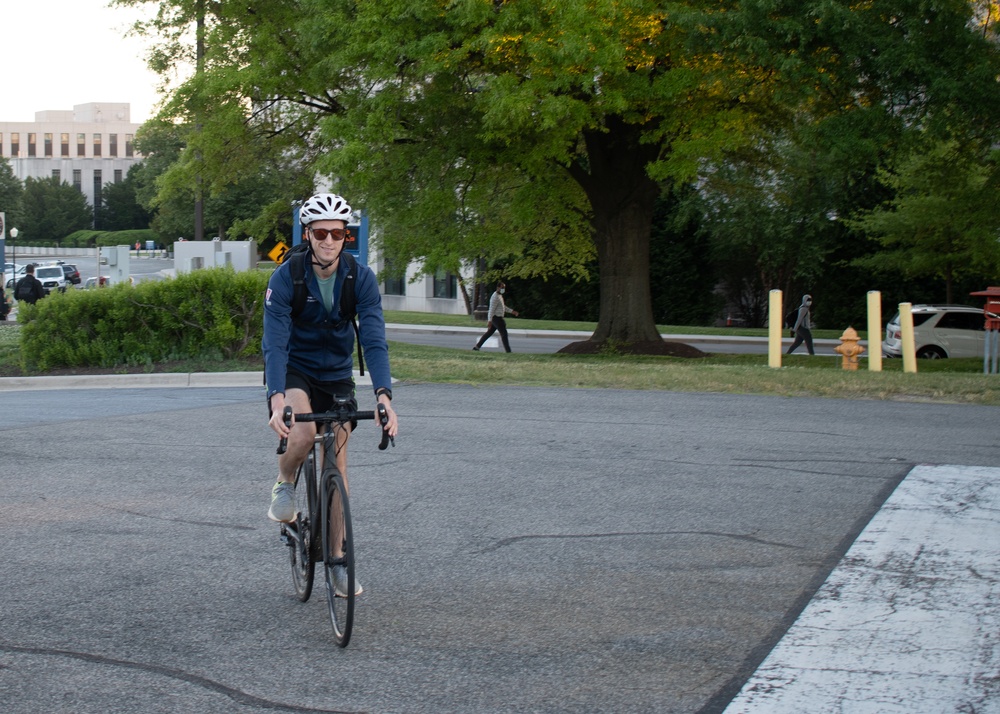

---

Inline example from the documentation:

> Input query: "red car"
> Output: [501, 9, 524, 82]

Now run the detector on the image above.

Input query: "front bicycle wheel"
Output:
[323, 472, 355, 647]
[289, 453, 316, 602]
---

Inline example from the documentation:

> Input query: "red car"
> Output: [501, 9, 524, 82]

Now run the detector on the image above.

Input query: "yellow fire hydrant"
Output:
[835, 326, 865, 370]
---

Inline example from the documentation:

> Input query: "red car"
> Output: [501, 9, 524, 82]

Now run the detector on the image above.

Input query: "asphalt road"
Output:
[1, 383, 995, 712]
[386, 324, 845, 356]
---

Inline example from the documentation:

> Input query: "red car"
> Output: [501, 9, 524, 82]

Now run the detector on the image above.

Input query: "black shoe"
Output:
[472, 346, 480, 351]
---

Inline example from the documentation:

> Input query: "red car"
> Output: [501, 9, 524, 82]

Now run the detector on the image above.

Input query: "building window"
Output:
[52, 169, 61, 182]
[0, 133, 3, 157]
[125, 134, 134, 158]
[11, 133, 19, 157]
[93, 170, 103, 225]
[382, 258, 406, 295]
[433, 269, 457, 299]
[44, 133, 53, 157]
[384, 274, 405, 296]
[77, 133, 86, 156]
[61, 133, 70, 157]
[73, 169, 82, 191]
[114, 169, 122, 183]
[27, 133, 36, 157]
[109, 134, 118, 157]
[93, 134, 102, 157]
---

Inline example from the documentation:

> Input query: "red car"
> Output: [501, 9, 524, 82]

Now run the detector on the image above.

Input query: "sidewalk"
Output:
[384, 322, 854, 348]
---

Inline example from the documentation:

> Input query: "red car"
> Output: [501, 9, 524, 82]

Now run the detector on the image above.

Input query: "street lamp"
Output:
[8, 227, 16, 277]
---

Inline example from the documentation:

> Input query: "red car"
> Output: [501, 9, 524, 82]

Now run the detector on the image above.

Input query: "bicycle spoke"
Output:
[324, 473, 354, 647]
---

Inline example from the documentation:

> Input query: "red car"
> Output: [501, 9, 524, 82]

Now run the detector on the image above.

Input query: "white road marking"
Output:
[724, 464, 1000, 713]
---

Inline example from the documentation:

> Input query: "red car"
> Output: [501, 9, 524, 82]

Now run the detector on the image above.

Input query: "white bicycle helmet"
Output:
[299, 193, 353, 225]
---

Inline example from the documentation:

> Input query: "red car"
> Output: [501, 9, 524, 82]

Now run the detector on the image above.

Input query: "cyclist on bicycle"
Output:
[263, 193, 399, 548]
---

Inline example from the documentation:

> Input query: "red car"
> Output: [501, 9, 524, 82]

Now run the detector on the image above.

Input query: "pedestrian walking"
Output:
[786, 294, 816, 355]
[14, 265, 46, 305]
[473, 281, 519, 352]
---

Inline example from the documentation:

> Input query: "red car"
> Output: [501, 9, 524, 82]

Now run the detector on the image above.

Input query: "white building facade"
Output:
[0, 102, 142, 217]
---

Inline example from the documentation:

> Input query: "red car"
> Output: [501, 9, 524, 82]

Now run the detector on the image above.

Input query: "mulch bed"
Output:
[557, 339, 708, 358]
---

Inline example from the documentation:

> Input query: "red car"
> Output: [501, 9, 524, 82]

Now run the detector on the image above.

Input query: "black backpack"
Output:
[785, 309, 799, 330]
[15, 278, 35, 302]
[286, 243, 365, 375]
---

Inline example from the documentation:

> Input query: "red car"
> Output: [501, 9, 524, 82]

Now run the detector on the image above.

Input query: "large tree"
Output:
[0, 157, 23, 233]
[848, 138, 1000, 303]
[120, 0, 1000, 345]
[20, 176, 93, 243]
[98, 164, 153, 232]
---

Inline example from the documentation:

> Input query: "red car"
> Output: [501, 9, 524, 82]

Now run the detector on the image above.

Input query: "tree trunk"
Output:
[571, 117, 662, 345]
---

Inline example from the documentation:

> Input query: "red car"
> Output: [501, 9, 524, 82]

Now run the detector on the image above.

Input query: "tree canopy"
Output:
[848, 139, 1000, 303]
[20, 176, 93, 243]
[0, 157, 23, 233]
[119, 0, 1000, 343]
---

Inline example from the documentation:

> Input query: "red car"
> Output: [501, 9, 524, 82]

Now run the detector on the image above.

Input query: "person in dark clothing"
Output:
[473, 281, 519, 352]
[786, 294, 816, 355]
[0, 286, 9, 320]
[14, 265, 46, 305]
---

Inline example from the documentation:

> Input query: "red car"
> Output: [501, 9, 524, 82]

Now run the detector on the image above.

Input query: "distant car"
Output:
[85, 276, 111, 288]
[61, 264, 82, 285]
[5, 264, 30, 289]
[882, 304, 985, 359]
[33, 265, 68, 295]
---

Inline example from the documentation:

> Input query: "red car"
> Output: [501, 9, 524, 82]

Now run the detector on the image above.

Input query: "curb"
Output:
[0, 371, 379, 392]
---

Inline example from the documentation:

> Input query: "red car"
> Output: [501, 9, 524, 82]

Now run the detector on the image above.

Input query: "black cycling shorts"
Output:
[269, 368, 357, 428]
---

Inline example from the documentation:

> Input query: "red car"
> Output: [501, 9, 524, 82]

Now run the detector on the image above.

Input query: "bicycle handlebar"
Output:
[276, 404, 394, 455]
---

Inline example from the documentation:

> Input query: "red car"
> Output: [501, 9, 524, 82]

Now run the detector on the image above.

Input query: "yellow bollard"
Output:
[866, 291, 882, 372]
[899, 302, 917, 373]
[834, 327, 865, 370]
[768, 289, 782, 369]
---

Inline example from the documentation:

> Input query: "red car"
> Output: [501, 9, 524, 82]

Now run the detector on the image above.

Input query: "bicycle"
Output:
[276, 398, 393, 647]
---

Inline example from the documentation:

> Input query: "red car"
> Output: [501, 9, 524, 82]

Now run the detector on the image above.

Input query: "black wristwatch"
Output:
[375, 387, 393, 401]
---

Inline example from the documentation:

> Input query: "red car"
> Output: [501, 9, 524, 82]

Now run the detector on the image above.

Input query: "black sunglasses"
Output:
[310, 227, 348, 242]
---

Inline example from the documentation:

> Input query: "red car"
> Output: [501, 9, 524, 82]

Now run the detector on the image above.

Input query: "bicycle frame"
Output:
[276, 399, 392, 646]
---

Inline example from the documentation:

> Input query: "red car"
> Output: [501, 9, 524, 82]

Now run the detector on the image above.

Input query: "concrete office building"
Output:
[0, 102, 142, 221]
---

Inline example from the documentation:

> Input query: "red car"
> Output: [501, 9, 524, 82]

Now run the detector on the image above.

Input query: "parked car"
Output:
[33, 265, 68, 295]
[5, 264, 30, 289]
[61, 264, 82, 285]
[882, 304, 985, 359]
[85, 276, 111, 288]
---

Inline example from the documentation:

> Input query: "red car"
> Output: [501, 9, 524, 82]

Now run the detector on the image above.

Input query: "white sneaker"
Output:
[267, 482, 296, 522]
[332, 565, 363, 597]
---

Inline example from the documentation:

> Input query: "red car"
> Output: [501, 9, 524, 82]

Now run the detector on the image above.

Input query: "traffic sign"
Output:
[269, 241, 290, 264]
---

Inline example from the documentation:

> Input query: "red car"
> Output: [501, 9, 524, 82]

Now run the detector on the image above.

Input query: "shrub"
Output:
[18, 268, 269, 372]
[60, 229, 164, 248]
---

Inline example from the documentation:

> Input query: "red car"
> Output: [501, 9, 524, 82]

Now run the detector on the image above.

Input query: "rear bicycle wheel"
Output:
[289, 453, 316, 602]
[323, 471, 355, 647]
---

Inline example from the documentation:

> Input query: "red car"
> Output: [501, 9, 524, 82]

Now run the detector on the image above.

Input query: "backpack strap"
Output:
[289, 246, 310, 321]
[338, 253, 364, 376]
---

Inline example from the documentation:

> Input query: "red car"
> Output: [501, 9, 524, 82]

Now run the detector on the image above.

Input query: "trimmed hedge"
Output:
[18, 268, 269, 371]
[61, 229, 162, 248]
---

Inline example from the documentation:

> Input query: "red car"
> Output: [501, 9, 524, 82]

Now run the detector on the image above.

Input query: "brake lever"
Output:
[377, 403, 394, 450]
[276, 405, 293, 454]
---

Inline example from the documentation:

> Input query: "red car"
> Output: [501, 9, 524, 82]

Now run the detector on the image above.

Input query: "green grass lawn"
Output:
[2, 313, 997, 405]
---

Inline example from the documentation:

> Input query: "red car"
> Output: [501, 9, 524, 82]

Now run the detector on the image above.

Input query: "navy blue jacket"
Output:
[263, 252, 391, 400]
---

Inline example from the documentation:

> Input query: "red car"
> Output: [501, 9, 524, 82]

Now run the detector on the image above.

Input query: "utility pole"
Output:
[193, 0, 205, 241]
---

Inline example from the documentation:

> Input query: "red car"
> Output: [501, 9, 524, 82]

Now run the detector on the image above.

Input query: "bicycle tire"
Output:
[323, 471, 355, 647]
[289, 453, 316, 602]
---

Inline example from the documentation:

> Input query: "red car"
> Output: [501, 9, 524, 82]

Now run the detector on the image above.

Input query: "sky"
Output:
[1, 0, 168, 124]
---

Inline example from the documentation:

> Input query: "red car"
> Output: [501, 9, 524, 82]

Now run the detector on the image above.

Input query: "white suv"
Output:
[32, 265, 68, 295]
[882, 304, 985, 359]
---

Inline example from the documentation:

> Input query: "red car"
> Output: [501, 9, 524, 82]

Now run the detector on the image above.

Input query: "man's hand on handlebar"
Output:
[268, 394, 293, 438]
[376, 393, 398, 441]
